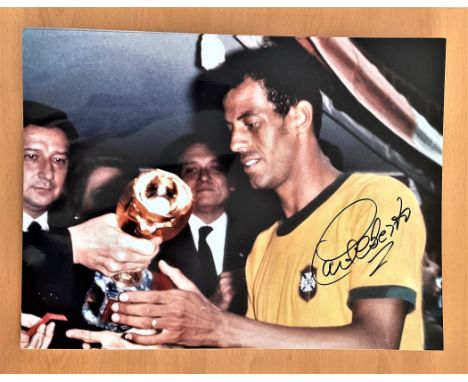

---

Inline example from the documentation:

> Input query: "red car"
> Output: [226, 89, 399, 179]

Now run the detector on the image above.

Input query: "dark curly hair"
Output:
[194, 42, 324, 137]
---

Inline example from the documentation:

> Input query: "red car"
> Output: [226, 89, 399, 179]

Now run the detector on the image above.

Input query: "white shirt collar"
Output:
[23, 211, 49, 232]
[189, 212, 227, 237]
[189, 212, 228, 275]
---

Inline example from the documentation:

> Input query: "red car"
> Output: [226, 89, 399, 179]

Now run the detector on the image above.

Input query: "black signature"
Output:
[312, 197, 411, 286]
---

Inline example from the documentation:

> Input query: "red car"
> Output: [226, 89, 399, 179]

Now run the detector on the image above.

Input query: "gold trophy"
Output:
[82, 168, 193, 331]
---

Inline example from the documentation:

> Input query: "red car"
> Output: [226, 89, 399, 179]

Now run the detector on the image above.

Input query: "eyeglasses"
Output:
[180, 164, 226, 179]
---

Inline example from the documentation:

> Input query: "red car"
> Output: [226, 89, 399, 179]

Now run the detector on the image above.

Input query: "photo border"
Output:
[0, 7, 466, 373]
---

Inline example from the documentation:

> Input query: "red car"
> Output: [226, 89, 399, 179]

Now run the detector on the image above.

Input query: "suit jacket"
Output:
[152, 216, 255, 315]
[22, 226, 95, 348]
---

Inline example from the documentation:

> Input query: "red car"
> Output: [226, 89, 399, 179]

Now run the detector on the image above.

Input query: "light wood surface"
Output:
[0, 8, 466, 373]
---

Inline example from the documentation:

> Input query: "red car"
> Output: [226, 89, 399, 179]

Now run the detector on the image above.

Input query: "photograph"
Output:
[21, 28, 444, 351]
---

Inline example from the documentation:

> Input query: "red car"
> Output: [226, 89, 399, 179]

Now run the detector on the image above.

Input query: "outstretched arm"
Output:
[65, 328, 163, 349]
[111, 261, 407, 349]
[68, 213, 161, 276]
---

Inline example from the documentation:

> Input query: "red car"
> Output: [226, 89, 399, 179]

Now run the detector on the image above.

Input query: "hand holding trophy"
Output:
[82, 168, 193, 331]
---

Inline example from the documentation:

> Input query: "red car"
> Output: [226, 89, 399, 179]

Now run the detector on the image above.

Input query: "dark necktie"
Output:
[28, 221, 42, 234]
[25, 221, 42, 244]
[198, 226, 218, 296]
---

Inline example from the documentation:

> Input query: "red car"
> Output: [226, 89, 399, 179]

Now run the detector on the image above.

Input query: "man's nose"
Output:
[197, 167, 212, 182]
[38, 159, 54, 181]
[230, 125, 248, 153]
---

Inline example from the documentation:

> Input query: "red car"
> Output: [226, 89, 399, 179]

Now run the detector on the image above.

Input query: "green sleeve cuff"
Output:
[347, 285, 417, 313]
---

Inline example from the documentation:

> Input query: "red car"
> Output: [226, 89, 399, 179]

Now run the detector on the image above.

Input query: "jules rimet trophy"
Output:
[82, 168, 193, 331]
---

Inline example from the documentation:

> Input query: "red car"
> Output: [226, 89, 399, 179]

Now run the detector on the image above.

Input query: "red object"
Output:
[101, 299, 118, 322]
[27, 313, 68, 337]
[150, 270, 175, 291]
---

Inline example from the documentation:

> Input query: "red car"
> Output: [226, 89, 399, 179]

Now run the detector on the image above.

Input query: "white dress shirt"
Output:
[22, 211, 49, 232]
[188, 212, 227, 275]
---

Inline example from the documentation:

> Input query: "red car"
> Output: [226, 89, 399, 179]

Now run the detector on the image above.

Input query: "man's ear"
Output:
[289, 100, 313, 135]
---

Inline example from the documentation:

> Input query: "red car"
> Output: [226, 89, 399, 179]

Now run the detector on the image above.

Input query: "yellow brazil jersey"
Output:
[245, 173, 426, 350]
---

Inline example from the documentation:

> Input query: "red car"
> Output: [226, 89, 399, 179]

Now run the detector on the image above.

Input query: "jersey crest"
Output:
[299, 265, 317, 301]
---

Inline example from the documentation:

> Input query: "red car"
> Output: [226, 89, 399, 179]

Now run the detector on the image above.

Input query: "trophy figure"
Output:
[82, 168, 193, 331]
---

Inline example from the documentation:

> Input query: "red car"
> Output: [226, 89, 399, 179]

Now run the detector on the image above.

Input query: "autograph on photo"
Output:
[312, 197, 412, 285]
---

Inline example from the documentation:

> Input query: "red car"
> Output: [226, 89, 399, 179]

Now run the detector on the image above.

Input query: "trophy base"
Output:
[82, 270, 175, 332]
[82, 270, 153, 332]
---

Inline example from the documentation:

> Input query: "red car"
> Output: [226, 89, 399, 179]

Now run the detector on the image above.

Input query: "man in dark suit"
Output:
[21, 101, 160, 348]
[22, 100, 88, 348]
[154, 134, 255, 314]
